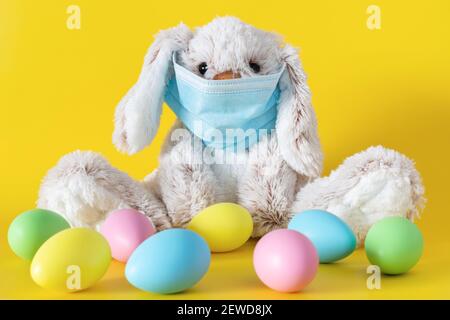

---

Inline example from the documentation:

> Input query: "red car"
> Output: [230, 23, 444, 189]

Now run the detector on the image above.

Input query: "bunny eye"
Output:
[249, 62, 261, 73]
[198, 62, 208, 75]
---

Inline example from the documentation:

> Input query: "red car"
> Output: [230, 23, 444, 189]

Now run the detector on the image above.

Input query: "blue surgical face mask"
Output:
[164, 53, 285, 152]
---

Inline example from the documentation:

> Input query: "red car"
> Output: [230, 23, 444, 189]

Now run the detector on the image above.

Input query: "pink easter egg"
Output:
[100, 209, 156, 262]
[253, 229, 319, 293]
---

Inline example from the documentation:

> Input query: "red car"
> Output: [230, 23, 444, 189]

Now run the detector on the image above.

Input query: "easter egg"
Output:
[187, 203, 253, 252]
[125, 229, 210, 294]
[100, 209, 156, 262]
[8, 208, 70, 261]
[365, 216, 423, 275]
[31, 228, 111, 292]
[288, 209, 356, 263]
[253, 229, 319, 292]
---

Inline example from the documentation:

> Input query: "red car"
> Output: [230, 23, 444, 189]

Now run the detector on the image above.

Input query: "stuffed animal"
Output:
[38, 17, 424, 244]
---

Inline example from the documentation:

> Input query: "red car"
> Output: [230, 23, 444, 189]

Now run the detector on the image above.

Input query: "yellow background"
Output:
[1, 0, 450, 299]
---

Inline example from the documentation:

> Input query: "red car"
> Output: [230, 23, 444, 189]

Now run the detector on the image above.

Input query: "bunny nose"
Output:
[213, 71, 241, 80]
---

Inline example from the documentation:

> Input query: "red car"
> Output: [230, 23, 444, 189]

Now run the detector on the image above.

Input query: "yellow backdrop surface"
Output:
[1, 0, 450, 299]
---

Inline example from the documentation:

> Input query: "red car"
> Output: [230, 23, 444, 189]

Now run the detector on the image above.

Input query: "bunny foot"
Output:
[37, 151, 171, 230]
[292, 146, 425, 245]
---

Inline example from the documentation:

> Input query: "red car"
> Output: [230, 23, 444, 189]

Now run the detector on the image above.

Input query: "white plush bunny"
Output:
[38, 17, 424, 244]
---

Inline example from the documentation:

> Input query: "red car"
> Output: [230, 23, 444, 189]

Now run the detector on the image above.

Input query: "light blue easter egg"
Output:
[125, 229, 211, 294]
[288, 210, 356, 263]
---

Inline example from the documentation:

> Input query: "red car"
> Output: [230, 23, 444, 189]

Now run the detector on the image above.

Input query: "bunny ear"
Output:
[276, 44, 323, 178]
[113, 23, 193, 154]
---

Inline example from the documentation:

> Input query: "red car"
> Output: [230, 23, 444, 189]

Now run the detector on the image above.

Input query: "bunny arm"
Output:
[237, 135, 306, 237]
[292, 146, 425, 245]
[37, 151, 171, 230]
[152, 124, 221, 227]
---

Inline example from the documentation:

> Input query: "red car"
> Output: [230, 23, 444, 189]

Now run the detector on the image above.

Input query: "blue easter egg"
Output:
[288, 210, 356, 263]
[125, 229, 211, 294]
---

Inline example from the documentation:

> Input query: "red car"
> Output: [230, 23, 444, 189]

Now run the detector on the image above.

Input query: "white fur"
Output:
[38, 17, 425, 240]
[38, 151, 171, 230]
[292, 146, 425, 245]
[113, 23, 193, 154]
[276, 45, 322, 177]
[180, 17, 282, 79]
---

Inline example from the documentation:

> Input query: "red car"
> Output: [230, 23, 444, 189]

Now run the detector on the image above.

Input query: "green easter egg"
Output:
[8, 208, 70, 261]
[365, 216, 423, 275]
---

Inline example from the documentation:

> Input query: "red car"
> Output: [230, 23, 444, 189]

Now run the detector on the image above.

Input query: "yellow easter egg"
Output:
[30, 228, 111, 292]
[187, 203, 253, 252]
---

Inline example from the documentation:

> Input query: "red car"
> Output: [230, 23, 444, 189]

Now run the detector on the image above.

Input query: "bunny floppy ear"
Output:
[113, 23, 193, 154]
[276, 44, 323, 178]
